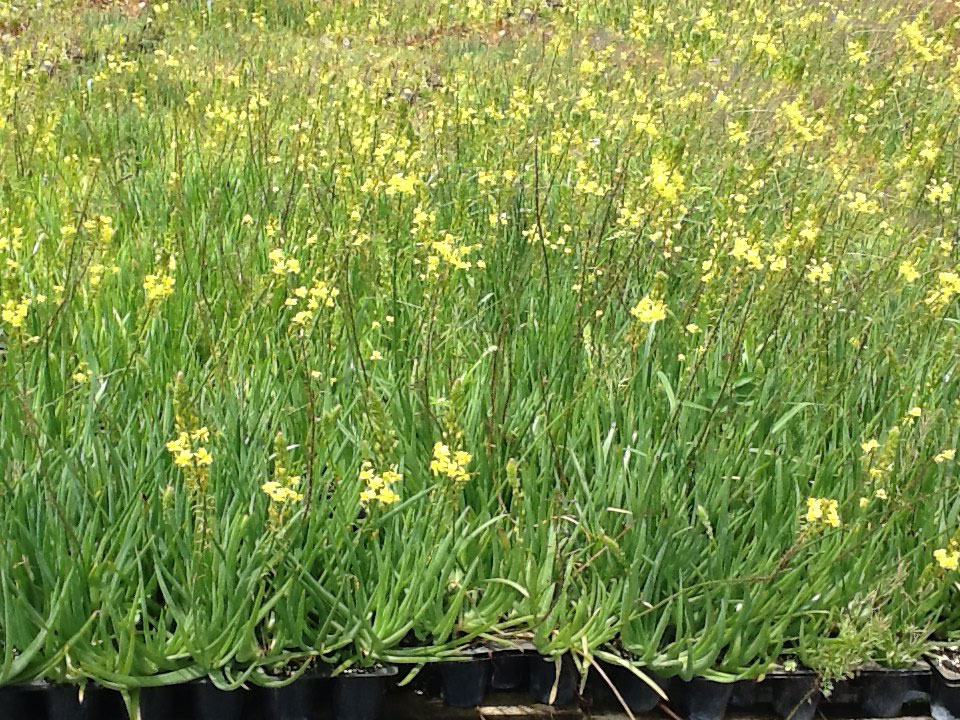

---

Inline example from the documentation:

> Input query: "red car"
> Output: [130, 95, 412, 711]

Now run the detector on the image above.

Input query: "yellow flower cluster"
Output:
[260, 433, 305, 528]
[629, 295, 667, 324]
[898, 261, 920, 282]
[430, 442, 472, 486]
[648, 156, 684, 204]
[925, 271, 960, 311]
[269, 248, 301, 275]
[926, 178, 954, 205]
[166, 428, 213, 470]
[805, 497, 840, 528]
[287, 278, 339, 327]
[72, 361, 91, 385]
[752, 33, 779, 59]
[143, 273, 176, 302]
[935, 449, 956, 464]
[778, 98, 826, 143]
[423, 235, 483, 275]
[898, 19, 946, 63]
[1, 296, 30, 329]
[805, 260, 833, 287]
[358, 462, 401, 506]
[261, 477, 303, 504]
[934, 543, 959, 571]
[384, 172, 420, 196]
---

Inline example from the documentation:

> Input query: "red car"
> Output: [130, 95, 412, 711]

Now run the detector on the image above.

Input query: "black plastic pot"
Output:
[854, 665, 929, 718]
[261, 679, 318, 720]
[770, 675, 821, 720]
[828, 677, 859, 706]
[930, 657, 960, 720]
[46, 684, 87, 720]
[194, 680, 248, 720]
[528, 655, 577, 706]
[140, 685, 185, 720]
[729, 679, 770, 709]
[490, 653, 529, 690]
[600, 663, 667, 713]
[0, 686, 41, 720]
[81, 685, 128, 719]
[674, 677, 733, 720]
[439, 658, 490, 708]
[332, 666, 396, 720]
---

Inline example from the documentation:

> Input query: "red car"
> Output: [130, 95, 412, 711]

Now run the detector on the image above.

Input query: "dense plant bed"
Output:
[2, 0, 960, 717]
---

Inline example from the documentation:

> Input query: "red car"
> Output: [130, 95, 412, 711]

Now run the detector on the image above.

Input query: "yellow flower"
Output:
[648, 157, 684, 203]
[861, 438, 880, 453]
[377, 487, 400, 505]
[292, 310, 314, 326]
[1, 297, 31, 329]
[359, 462, 403, 506]
[934, 547, 959, 571]
[629, 295, 667, 324]
[262, 480, 302, 504]
[262, 480, 284, 502]
[822, 500, 840, 527]
[166, 432, 190, 453]
[281, 488, 303, 503]
[174, 450, 194, 467]
[753, 33, 779, 58]
[935, 449, 956, 464]
[875, 488, 888, 500]
[805, 497, 840, 527]
[907, 407, 922, 418]
[431, 441, 471, 485]
[805, 261, 833, 286]
[381, 468, 402, 485]
[194, 447, 213, 466]
[385, 172, 419, 196]
[898, 261, 919, 282]
[143, 273, 175, 302]
[632, 112, 658, 138]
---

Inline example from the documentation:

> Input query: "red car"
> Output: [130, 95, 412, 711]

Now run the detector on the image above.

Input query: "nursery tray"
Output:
[435, 640, 539, 707]
[0, 655, 942, 720]
[0, 665, 397, 720]
[727, 663, 930, 720]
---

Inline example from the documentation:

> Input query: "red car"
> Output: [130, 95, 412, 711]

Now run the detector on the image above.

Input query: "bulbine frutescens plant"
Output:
[1, 0, 960, 711]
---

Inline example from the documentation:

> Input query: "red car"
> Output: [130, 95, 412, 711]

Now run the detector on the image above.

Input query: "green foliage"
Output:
[0, 0, 959, 705]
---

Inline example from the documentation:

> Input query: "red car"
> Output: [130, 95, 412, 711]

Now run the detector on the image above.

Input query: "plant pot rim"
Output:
[0, 680, 88, 692]
[927, 651, 960, 685]
[336, 664, 398, 678]
[446, 639, 537, 659]
[855, 661, 930, 677]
